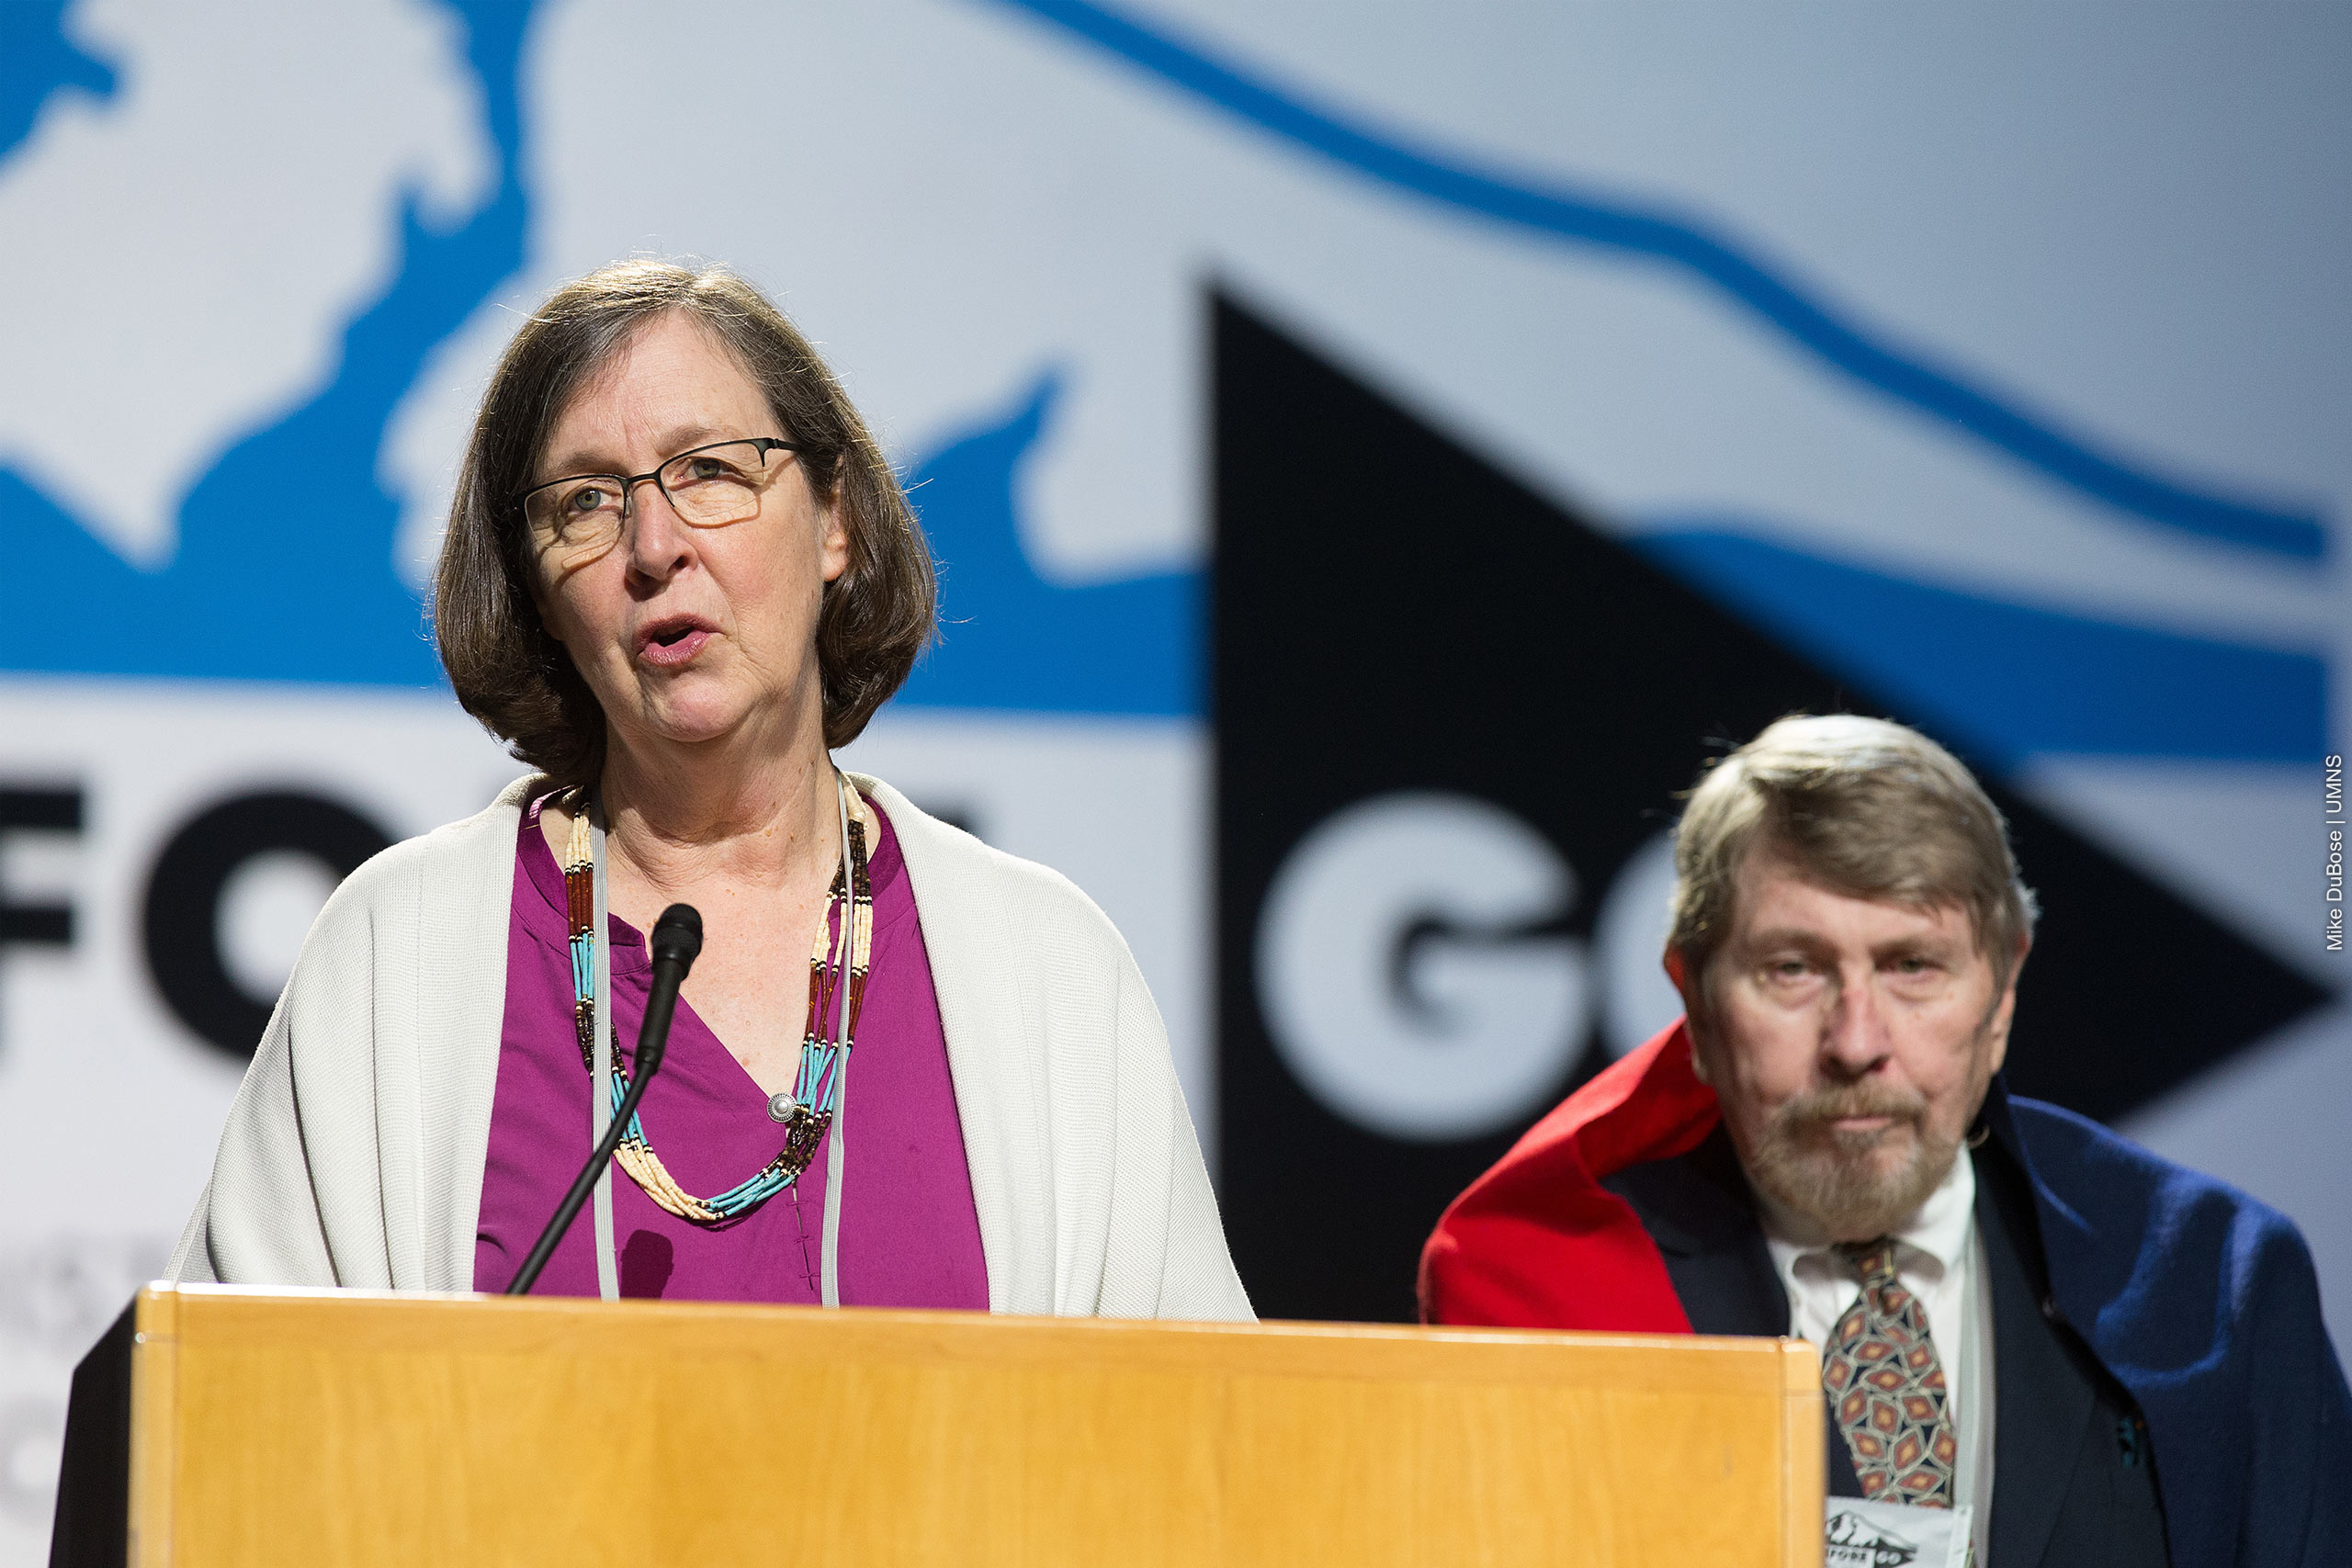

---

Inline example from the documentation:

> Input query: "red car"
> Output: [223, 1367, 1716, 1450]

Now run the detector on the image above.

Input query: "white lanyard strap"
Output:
[820, 769, 854, 1307]
[588, 795, 619, 1303]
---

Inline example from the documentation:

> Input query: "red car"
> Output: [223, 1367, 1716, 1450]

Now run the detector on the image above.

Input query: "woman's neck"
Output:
[595, 724, 840, 898]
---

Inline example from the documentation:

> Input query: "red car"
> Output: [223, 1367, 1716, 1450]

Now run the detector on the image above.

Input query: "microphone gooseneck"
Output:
[506, 902, 703, 1296]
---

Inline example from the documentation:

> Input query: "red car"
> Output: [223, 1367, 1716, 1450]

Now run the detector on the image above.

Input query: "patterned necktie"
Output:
[1821, 1238, 1958, 1506]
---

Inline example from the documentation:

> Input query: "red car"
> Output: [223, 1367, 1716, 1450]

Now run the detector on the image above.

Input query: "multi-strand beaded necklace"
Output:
[559, 783, 876, 1226]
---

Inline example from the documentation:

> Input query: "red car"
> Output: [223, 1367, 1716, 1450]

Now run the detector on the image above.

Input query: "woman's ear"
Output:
[820, 499, 850, 586]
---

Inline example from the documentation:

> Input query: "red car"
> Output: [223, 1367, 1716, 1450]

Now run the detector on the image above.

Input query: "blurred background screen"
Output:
[2, 2, 2346, 1554]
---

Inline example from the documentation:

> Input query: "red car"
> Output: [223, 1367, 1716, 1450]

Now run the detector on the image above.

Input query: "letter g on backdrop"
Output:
[1254, 793, 1688, 1144]
[1254, 794, 1590, 1143]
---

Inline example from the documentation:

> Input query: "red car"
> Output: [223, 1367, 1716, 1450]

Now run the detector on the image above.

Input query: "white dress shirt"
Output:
[1756, 1149, 1996, 1564]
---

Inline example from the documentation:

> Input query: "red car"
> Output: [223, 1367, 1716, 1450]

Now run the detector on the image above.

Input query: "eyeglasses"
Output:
[516, 437, 800, 564]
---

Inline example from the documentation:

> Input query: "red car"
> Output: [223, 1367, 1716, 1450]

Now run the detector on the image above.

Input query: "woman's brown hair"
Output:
[434, 259, 935, 786]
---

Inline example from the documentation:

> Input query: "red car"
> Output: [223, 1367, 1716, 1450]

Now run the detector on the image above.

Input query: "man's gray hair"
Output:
[1667, 715, 2038, 998]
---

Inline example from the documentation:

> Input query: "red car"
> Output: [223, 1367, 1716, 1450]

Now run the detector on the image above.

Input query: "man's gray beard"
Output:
[1742, 1083, 1962, 1242]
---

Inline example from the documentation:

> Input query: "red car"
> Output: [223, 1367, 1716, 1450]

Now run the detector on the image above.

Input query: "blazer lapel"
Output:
[1604, 1126, 1787, 1332]
[1978, 1141, 2097, 1568]
[1602, 1128, 1865, 1498]
[421, 776, 535, 1291]
[853, 773, 1052, 1314]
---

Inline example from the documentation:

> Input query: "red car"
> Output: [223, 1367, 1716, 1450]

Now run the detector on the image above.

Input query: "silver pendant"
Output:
[766, 1091, 798, 1124]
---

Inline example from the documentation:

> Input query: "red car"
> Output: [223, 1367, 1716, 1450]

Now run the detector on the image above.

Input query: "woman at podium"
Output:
[165, 260, 1250, 1320]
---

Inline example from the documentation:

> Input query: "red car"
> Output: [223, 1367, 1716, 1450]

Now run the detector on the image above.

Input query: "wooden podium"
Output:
[100, 1283, 1821, 1566]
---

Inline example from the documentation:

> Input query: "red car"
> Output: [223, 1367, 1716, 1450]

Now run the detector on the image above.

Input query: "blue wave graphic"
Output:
[0, 0, 1194, 713]
[897, 371, 1195, 716]
[1637, 525, 2326, 767]
[0, 1, 115, 164]
[0, 0, 2321, 766]
[0, 0, 535, 687]
[988, 0, 2327, 564]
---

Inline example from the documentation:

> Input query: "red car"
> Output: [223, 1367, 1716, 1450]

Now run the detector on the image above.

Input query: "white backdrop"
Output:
[3, 2, 2346, 1551]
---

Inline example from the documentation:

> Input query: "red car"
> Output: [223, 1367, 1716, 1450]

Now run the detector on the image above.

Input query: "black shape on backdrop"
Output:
[141, 790, 394, 1060]
[1211, 292, 2328, 1324]
[0, 785, 81, 1058]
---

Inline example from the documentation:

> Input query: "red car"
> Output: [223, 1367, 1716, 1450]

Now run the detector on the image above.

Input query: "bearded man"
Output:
[1420, 716, 2348, 1568]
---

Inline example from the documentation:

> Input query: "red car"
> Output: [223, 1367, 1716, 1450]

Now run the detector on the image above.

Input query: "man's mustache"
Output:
[1771, 1083, 1929, 1136]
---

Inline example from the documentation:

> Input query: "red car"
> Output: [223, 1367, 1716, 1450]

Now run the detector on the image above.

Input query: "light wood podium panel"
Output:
[128, 1284, 1822, 1568]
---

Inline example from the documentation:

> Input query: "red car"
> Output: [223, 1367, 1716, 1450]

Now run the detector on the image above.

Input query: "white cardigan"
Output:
[169, 772, 1253, 1322]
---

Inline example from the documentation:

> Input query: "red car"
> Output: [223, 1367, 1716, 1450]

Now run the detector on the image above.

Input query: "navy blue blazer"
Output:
[1601, 1077, 2351, 1567]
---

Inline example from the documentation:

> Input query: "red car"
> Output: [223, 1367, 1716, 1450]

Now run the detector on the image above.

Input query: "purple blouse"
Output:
[472, 792, 990, 1307]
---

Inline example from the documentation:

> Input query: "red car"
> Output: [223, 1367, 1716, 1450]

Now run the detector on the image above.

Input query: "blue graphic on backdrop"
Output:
[0, 0, 1188, 714]
[0, 0, 115, 160]
[1, 0, 535, 688]
[1637, 527, 2326, 768]
[0, 0, 2326, 761]
[992, 0, 2329, 565]
[897, 372, 1194, 716]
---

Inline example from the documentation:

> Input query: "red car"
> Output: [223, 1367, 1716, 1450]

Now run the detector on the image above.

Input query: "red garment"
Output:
[1418, 1019, 1724, 1332]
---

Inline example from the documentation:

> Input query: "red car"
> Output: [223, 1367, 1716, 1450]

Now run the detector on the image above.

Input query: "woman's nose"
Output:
[622, 479, 694, 576]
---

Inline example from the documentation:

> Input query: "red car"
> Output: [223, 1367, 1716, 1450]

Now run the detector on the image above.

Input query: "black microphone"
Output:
[506, 903, 703, 1296]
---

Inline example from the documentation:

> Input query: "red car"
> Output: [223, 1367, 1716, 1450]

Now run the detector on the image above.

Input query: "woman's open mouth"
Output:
[636, 617, 714, 668]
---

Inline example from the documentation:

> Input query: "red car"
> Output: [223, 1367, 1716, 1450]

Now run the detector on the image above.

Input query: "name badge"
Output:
[1825, 1499, 1973, 1568]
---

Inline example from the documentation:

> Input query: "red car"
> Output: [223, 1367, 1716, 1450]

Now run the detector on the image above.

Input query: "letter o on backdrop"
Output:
[141, 790, 392, 1061]
[1594, 829, 1685, 1060]
[1255, 792, 1589, 1143]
